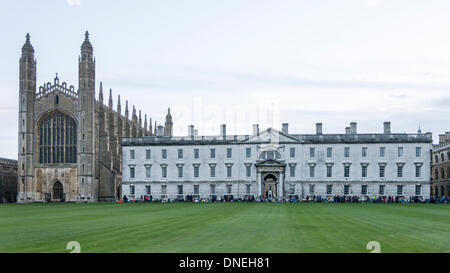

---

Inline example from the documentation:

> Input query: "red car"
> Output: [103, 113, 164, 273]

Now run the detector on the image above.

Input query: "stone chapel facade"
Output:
[17, 32, 172, 202]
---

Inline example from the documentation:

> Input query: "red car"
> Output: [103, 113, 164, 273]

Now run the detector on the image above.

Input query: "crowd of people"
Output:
[119, 194, 256, 203]
[303, 195, 426, 203]
[118, 194, 450, 204]
[430, 195, 450, 203]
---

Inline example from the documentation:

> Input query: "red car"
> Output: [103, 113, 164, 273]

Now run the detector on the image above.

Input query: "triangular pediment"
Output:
[240, 128, 301, 144]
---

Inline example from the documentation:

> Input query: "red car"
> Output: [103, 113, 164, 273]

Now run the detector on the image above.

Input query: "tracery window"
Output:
[38, 112, 77, 164]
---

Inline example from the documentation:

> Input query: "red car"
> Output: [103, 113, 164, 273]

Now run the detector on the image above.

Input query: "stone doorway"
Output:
[52, 180, 64, 201]
[117, 185, 122, 200]
[263, 174, 278, 199]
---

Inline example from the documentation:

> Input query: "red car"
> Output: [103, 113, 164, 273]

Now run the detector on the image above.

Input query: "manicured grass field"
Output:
[0, 202, 449, 253]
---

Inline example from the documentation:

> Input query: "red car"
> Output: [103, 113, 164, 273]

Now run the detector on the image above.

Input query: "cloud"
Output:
[428, 97, 450, 108]
[389, 94, 408, 99]
[99, 64, 450, 97]
[67, 0, 81, 6]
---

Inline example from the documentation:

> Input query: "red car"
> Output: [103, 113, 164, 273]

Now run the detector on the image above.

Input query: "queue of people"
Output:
[119, 194, 256, 203]
[303, 195, 426, 203]
[118, 194, 444, 204]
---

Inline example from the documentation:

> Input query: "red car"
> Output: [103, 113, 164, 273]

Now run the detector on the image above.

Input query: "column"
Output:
[257, 172, 261, 199]
[279, 172, 284, 198]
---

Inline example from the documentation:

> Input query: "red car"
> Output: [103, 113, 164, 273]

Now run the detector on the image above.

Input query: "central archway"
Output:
[52, 181, 64, 201]
[263, 174, 278, 199]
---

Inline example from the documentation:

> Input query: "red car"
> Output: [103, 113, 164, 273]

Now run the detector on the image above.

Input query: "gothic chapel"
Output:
[17, 32, 172, 202]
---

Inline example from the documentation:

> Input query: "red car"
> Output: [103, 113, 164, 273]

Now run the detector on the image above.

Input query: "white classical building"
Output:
[121, 122, 432, 201]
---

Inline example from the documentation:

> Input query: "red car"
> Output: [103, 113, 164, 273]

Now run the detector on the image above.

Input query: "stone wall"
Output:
[34, 167, 78, 201]
[0, 158, 18, 203]
[431, 135, 450, 198]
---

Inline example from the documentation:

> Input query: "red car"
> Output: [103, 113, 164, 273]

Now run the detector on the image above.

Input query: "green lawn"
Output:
[0, 202, 449, 253]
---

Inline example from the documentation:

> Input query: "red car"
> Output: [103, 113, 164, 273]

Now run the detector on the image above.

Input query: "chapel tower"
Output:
[78, 31, 97, 199]
[18, 34, 36, 201]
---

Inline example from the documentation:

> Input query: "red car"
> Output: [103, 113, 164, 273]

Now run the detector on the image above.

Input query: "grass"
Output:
[0, 202, 449, 253]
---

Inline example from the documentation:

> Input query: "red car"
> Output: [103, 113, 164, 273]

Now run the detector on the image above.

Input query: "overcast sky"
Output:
[1, 0, 450, 159]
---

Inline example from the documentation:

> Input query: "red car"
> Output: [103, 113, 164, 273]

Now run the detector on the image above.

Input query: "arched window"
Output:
[442, 168, 445, 181]
[435, 169, 439, 180]
[435, 155, 439, 163]
[447, 167, 450, 179]
[259, 150, 282, 160]
[38, 112, 77, 164]
[442, 153, 445, 162]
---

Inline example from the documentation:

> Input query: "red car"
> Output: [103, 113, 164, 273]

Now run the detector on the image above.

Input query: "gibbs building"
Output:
[121, 121, 432, 201]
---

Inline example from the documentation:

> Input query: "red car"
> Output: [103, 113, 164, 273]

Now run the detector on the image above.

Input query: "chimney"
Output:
[220, 124, 226, 140]
[439, 134, 445, 145]
[383, 122, 391, 134]
[188, 125, 194, 138]
[446, 132, 450, 143]
[282, 123, 289, 134]
[350, 122, 357, 134]
[253, 124, 259, 136]
[157, 125, 164, 136]
[316, 123, 323, 135]
[345, 127, 350, 135]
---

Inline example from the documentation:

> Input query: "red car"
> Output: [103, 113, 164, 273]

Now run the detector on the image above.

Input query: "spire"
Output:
[99, 82, 104, 106]
[117, 95, 121, 114]
[78, 30, 95, 96]
[131, 106, 137, 138]
[54, 73, 59, 85]
[81, 30, 93, 52]
[149, 118, 153, 135]
[144, 114, 148, 133]
[164, 107, 173, 137]
[22, 33, 34, 55]
[108, 88, 113, 110]
[124, 100, 130, 138]
[132, 105, 137, 126]
[154, 121, 157, 135]
[139, 110, 142, 123]
[20, 32, 37, 94]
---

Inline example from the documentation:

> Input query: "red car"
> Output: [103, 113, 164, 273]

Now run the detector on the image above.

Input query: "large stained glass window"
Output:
[38, 112, 77, 164]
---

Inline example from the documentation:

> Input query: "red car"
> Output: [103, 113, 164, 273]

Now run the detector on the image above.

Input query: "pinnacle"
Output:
[22, 33, 34, 54]
[81, 31, 93, 52]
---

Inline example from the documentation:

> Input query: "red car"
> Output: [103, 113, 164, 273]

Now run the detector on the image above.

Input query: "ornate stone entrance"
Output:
[255, 159, 286, 199]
